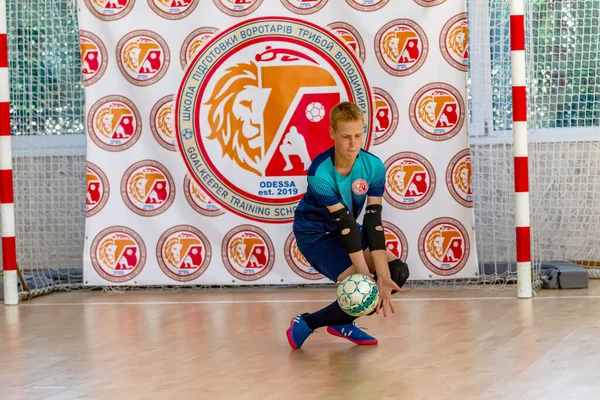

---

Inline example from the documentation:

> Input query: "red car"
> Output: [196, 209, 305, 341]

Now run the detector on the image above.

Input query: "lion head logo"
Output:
[453, 159, 471, 194]
[448, 24, 468, 59]
[417, 95, 436, 128]
[157, 105, 173, 139]
[292, 242, 309, 267]
[426, 230, 444, 262]
[387, 164, 407, 196]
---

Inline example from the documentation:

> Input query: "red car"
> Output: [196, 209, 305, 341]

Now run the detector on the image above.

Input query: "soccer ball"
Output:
[336, 273, 380, 317]
[305, 102, 325, 122]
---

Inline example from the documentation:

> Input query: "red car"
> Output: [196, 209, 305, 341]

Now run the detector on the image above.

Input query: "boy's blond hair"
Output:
[329, 101, 363, 131]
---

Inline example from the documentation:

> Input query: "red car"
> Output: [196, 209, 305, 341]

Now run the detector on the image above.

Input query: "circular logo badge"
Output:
[213, 0, 263, 16]
[446, 149, 472, 208]
[372, 87, 398, 145]
[86, 162, 110, 217]
[327, 22, 366, 63]
[175, 17, 372, 223]
[183, 175, 226, 217]
[284, 232, 325, 280]
[148, 0, 199, 19]
[150, 95, 176, 152]
[419, 217, 469, 276]
[90, 226, 146, 283]
[384, 152, 436, 210]
[345, 0, 389, 12]
[222, 225, 275, 281]
[117, 30, 170, 87]
[440, 13, 468, 72]
[414, 0, 446, 7]
[410, 82, 465, 141]
[382, 220, 408, 263]
[87, 95, 142, 152]
[80, 31, 108, 86]
[375, 19, 428, 77]
[281, 0, 327, 14]
[180, 27, 219, 70]
[352, 178, 369, 195]
[156, 225, 211, 282]
[121, 160, 175, 217]
[84, 0, 135, 21]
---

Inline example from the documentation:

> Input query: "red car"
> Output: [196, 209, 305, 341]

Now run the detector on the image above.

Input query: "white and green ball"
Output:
[336, 273, 380, 317]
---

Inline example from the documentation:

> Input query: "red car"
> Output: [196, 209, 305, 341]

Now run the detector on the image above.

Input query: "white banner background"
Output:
[80, 0, 477, 286]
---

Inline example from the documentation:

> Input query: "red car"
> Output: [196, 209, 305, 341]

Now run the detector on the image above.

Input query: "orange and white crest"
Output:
[410, 82, 465, 141]
[382, 221, 408, 262]
[80, 31, 108, 86]
[86, 162, 110, 217]
[150, 95, 176, 151]
[222, 225, 274, 281]
[213, 0, 263, 16]
[446, 149, 473, 207]
[148, 0, 199, 19]
[384, 152, 436, 210]
[345, 0, 389, 12]
[85, 0, 135, 21]
[375, 19, 428, 77]
[419, 218, 469, 276]
[413, 0, 447, 7]
[121, 160, 175, 217]
[440, 13, 468, 71]
[176, 17, 372, 223]
[157, 225, 211, 282]
[180, 27, 219, 70]
[281, 0, 328, 14]
[284, 232, 325, 280]
[87, 95, 141, 152]
[327, 22, 366, 63]
[91, 226, 146, 283]
[183, 175, 225, 217]
[117, 30, 170, 86]
[372, 87, 399, 145]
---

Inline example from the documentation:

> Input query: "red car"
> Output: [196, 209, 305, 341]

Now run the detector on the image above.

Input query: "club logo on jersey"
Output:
[86, 162, 110, 217]
[414, 0, 446, 7]
[410, 82, 465, 141]
[117, 30, 170, 87]
[440, 13, 468, 71]
[222, 225, 274, 281]
[372, 87, 399, 145]
[84, 0, 135, 21]
[375, 19, 428, 77]
[281, 0, 327, 14]
[180, 27, 219, 70]
[183, 175, 226, 217]
[384, 152, 436, 210]
[121, 160, 175, 217]
[327, 22, 366, 63]
[176, 17, 372, 223]
[345, 0, 389, 12]
[91, 226, 146, 283]
[284, 232, 325, 280]
[150, 95, 176, 152]
[80, 31, 108, 86]
[87, 95, 142, 152]
[148, 0, 199, 20]
[352, 179, 369, 195]
[419, 217, 469, 276]
[213, 0, 263, 16]
[382, 221, 408, 263]
[446, 149, 473, 208]
[157, 225, 211, 282]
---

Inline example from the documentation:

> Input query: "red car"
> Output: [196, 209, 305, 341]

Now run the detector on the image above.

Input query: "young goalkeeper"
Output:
[286, 101, 409, 349]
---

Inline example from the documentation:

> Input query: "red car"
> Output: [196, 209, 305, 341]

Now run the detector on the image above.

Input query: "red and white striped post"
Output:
[510, 0, 532, 298]
[0, 0, 18, 305]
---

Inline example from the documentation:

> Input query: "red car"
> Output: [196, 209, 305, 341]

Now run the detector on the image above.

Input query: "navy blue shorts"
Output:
[295, 231, 368, 283]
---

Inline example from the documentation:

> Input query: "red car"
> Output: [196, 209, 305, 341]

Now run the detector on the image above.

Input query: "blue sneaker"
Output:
[326, 323, 378, 345]
[286, 314, 314, 349]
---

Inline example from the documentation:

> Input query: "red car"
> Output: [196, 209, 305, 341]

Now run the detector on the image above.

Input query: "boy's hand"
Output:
[375, 276, 403, 317]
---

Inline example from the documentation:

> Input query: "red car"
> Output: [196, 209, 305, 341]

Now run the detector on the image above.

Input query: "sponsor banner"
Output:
[80, 0, 476, 285]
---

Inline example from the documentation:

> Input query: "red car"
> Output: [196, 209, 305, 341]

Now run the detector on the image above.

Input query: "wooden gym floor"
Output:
[2, 282, 600, 400]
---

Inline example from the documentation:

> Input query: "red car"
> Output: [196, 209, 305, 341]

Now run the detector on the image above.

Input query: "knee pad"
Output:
[388, 259, 409, 291]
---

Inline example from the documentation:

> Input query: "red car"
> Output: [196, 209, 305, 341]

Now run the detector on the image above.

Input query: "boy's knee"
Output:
[389, 259, 409, 289]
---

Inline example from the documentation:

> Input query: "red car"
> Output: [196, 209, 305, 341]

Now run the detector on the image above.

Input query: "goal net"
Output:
[1, 0, 599, 299]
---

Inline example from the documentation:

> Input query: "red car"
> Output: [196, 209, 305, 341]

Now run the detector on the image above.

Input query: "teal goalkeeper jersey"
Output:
[293, 147, 386, 237]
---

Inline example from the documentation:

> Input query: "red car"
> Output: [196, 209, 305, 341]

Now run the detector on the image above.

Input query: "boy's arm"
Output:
[326, 203, 370, 276]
